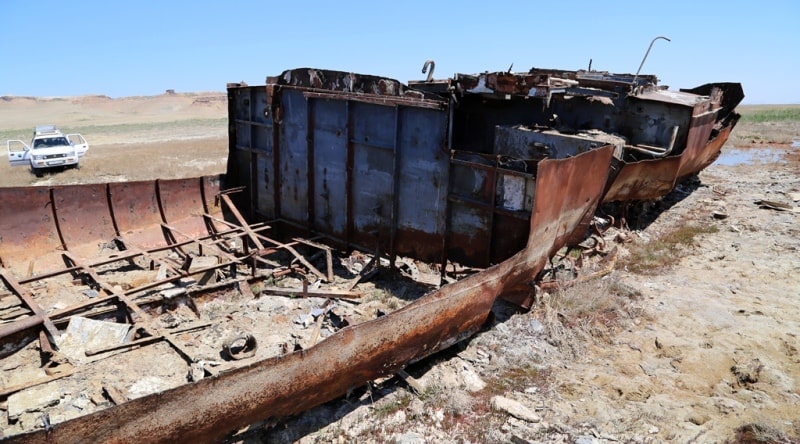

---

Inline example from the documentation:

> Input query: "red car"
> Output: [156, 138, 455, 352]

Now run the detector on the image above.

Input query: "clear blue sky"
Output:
[2, 0, 798, 104]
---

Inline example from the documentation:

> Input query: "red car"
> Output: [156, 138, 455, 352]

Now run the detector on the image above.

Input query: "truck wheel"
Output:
[33, 167, 44, 178]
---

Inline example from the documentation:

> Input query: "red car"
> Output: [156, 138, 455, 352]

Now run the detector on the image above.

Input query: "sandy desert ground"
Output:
[0, 93, 228, 187]
[1, 94, 798, 443]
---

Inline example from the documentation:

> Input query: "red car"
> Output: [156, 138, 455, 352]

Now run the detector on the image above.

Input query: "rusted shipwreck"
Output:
[0, 66, 741, 443]
[402, 67, 743, 203]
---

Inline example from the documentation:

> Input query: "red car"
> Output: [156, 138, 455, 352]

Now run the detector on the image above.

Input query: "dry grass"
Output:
[0, 137, 227, 188]
[623, 224, 718, 274]
[727, 423, 792, 444]
[372, 390, 413, 419]
[482, 364, 548, 396]
[534, 278, 644, 358]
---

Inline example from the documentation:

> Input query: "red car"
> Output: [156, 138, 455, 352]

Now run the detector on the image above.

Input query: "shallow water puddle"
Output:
[716, 147, 786, 166]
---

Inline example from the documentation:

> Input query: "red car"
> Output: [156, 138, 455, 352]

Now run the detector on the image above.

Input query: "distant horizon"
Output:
[2, 90, 799, 107]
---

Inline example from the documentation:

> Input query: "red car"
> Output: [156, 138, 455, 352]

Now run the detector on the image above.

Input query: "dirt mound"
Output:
[0, 92, 226, 130]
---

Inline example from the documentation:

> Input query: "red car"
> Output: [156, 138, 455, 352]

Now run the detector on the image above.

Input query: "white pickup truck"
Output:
[7, 125, 89, 177]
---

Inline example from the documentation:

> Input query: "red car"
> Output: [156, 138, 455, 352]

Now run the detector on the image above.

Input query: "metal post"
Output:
[632, 36, 670, 87]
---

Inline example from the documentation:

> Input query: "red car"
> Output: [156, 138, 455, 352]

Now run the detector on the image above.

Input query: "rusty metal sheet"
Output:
[674, 109, 718, 179]
[602, 156, 681, 203]
[6, 145, 615, 444]
[157, 177, 217, 240]
[51, 183, 118, 260]
[0, 186, 60, 272]
[502, 145, 616, 306]
[108, 180, 164, 248]
[676, 115, 738, 181]
[277, 68, 444, 104]
[0, 177, 222, 276]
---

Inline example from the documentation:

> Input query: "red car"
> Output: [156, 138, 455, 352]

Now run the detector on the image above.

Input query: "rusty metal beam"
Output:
[0, 269, 60, 341]
[61, 251, 196, 364]
[220, 193, 265, 251]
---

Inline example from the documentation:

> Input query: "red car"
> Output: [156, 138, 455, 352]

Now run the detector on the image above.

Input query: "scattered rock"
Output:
[127, 377, 171, 399]
[734, 423, 791, 444]
[394, 431, 426, 444]
[7, 383, 62, 419]
[731, 358, 762, 385]
[188, 363, 205, 382]
[457, 359, 486, 392]
[293, 314, 313, 328]
[56, 316, 132, 362]
[714, 397, 746, 415]
[686, 412, 709, 426]
[490, 396, 541, 423]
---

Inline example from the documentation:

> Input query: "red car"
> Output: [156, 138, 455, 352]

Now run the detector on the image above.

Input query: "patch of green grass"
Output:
[625, 224, 718, 274]
[372, 391, 412, 418]
[739, 108, 800, 123]
[417, 383, 443, 402]
[63, 118, 227, 136]
[0, 128, 28, 141]
[482, 364, 545, 396]
[0, 118, 226, 142]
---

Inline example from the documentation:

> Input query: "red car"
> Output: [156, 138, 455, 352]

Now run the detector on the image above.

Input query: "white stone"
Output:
[7, 382, 63, 419]
[490, 396, 541, 423]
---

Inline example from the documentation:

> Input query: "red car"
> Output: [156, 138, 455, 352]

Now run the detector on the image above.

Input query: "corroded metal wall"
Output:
[0, 177, 222, 276]
[228, 70, 559, 268]
[229, 74, 452, 264]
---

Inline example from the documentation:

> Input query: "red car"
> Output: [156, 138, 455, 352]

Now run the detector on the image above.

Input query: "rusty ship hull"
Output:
[1, 66, 741, 442]
[405, 69, 742, 204]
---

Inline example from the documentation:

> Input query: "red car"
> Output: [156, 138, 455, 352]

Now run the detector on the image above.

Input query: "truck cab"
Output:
[7, 125, 88, 177]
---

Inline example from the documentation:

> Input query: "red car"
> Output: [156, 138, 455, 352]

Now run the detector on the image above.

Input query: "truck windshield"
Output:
[33, 137, 70, 149]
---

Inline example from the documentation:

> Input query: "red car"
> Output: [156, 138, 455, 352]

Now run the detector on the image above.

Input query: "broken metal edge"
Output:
[602, 82, 743, 203]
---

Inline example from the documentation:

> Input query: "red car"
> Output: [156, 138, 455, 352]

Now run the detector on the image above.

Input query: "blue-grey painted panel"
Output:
[256, 153, 275, 219]
[279, 90, 310, 223]
[235, 122, 251, 149]
[352, 140, 393, 245]
[249, 87, 270, 125]
[232, 88, 252, 121]
[349, 102, 396, 247]
[396, 106, 448, 233]
[253, 125, 272, 154]
[311, 99, 347, 236]
[351, 103, 396, 149]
